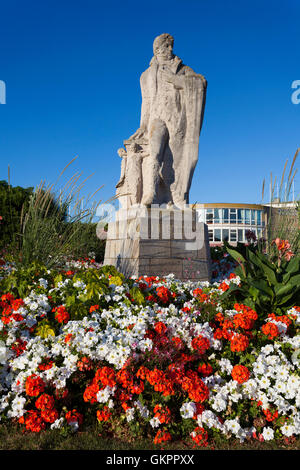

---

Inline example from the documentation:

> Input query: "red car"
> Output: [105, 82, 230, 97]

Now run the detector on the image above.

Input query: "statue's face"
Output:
[155, 40, 173, 61]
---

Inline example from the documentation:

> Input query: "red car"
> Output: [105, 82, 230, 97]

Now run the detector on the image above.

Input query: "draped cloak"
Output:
[138, 55, 206, 206]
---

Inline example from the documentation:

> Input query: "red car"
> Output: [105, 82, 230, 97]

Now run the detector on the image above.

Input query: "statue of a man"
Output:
[127, 33, 207, 208]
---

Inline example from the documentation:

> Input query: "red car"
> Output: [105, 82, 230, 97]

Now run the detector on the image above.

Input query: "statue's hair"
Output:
[153, 33, 174, 55]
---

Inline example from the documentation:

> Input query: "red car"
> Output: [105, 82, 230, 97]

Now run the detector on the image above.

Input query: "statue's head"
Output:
[153, 33, 174, 61]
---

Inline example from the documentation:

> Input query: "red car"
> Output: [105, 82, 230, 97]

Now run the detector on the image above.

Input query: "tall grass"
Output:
[13, 158, 109, 268]
[262, 148, 300, 255]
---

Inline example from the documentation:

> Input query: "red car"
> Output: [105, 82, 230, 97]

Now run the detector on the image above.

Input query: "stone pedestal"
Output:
[103, 206, 212, 281]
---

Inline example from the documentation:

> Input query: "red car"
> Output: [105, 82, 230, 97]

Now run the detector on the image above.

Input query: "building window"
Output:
[206, 209, 213, 224]
[223, 208, 229, 224]
[237, 209, 244, 224]
[214, 208, 221, 224]
[214, 228, 221, 242]
[245, 209, 250, 225]
[238, 229, 244, 242]
[222, 229, 229, 242]
[230, 208, 237, 224]
[251, 210, 256, 225]
[230, 229, 237, 242]
[208, 230, 213, 242]
[257, 210, 262, 225]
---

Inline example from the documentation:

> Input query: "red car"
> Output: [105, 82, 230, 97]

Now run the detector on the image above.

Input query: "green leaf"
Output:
[274, 283, 296, 298]
[54, 274, 63, 287]
[129, 286, 145, 305]
[35, 321, 56, 339]
[247, 279, 274, 298]
[248, 286, 259, 301]
[226, 247, 246, 264]
[65, 294, 76, 308]
[109, 275, 123, 286]
[248, 250, 278, 286]
[282, 272, 291, 284]
[287, 274, 300, 287]
[276, 292, 297, 306]
[286, 256, 300, 274]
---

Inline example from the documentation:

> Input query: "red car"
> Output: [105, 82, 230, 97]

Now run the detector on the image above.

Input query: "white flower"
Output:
[281, 424, 295, 437]
[262, 426, 274, 441]
[224, 419, 241, 435]
[125, 407, 135, 422]
[219, 358, 233, 374]
[50, 417, 64, 429]
[38, 278, 48, 289]
[259, 376, 270, 389]
[97, 386, 114, 404]
[260, 344, 274, 355]
[180, 402, 196, 419]
[150, 417, 160, 428]
[0, 341, 7, 364]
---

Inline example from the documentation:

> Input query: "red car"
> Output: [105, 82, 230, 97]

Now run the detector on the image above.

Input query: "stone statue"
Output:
[116, 33, 207, 209]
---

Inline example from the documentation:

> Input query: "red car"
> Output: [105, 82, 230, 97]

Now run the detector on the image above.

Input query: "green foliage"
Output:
[222, 244, 300, 315]
[0, 180, 33, 251]
[0, 261, 54, 298]
[65, 222, 106, 263]
[129, 286, 146, 305]
[35, 319, 56, 339]
[1, 158, 108, 268]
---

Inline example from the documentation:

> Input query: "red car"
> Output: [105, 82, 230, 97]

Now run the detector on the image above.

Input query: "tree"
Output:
[0, 180, 33, 250]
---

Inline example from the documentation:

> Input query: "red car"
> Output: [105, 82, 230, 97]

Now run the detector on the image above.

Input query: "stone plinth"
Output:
[103, 207, 212, 281]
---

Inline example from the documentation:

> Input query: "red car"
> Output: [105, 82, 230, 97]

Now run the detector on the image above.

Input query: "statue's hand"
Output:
[129, 127, 146, 140]
[160, 70, 183, 89]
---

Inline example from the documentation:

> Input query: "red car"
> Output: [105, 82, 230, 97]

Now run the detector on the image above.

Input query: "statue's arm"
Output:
[140, 75, 151, 131]
[184, 66, 207, 89]
[162, 65, 207, 90]
[128, 71, 150, 140]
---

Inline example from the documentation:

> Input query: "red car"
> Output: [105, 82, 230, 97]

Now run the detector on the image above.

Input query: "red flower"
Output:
[230, 333, 249, 352]
[231, 365, 250, 384]
[65, 409, 83, 427]
[154, 321, 167, 335]
[191, 426, 208, 447]
[21, 410, 46, 432]
[153, 428, 172, 445]
[38, 359, 54, 371]
[156, 286, 172, 304]
[54, 306, 70, 324]
[25, 374, 45, 397]
[181, 371, 209, 403]
[35, 393, 55, 411]
[153, 404, 171, 424]
[11, 299, 24, 311]
[77, 356, 93, 372]
[41, 408, 59, 423]
[89, 305, 99, 313]
[198, 363, 213, 377]
[97, 406, 112, 422]
[191, 335, 210, 354]
[83, 381, 100, 404]
[261, 322, 279, 340]
[95, 366, 116, 388]
[11, 338, 27, 357]
[64, 333, 73, 344]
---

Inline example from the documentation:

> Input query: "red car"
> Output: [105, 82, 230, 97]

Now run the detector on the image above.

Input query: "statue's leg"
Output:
[142, 119, 168, 205]
[168, 134, 187, 208]
[127, 156, 143, 205]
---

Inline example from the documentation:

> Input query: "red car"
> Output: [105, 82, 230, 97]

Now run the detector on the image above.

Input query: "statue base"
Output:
[103, 207, 212, 282]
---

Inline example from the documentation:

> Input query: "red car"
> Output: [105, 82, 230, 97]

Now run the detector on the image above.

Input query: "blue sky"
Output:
[0, 0, 299, 211]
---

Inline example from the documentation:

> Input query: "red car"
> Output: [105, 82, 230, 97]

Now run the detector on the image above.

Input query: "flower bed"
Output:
[0, 261, 299, 447]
